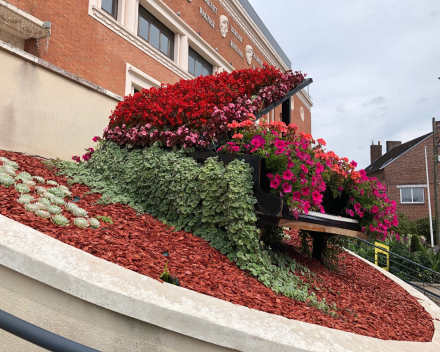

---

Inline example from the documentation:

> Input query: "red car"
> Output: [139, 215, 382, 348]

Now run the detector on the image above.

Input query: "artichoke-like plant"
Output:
[47, 204, 63, 215]
[34, 202, 47, 210]
[24, 203, 39, 212]
[65, 202, 79, 212]
[23, 179, 36, 187]
[43, 191, 54, 200]
[73, 217, 89, 228]
[1, 165, 17, 177]
[17, 194, 35, 204]
[38, 198, 52, 207]
[0, 157, 19, 169]
[35, 210, 51, 219]
[0, 174, 15, 187]
[35, 186, 46, 194]
[89, 217, 100, 229]
[33, 176, 45, 184]
[47, 187, 66, 199]
[51, 196, 66, 206]
[15, 172, 33, 181]
[15, 183, 30, 194]
[71, 207, 88, 217]
[52, 215, 70, 227]
[46, 180, 58, 186]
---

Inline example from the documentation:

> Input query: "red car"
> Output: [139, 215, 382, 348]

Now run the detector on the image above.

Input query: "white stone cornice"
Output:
[90, 5, 194, 80]
[0, 0, 50, 39]
[218, 0, 289, 71]
[297, 89, 313, 111]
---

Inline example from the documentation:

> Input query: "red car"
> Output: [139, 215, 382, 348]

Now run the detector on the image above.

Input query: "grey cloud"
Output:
[363, 97, 386, 106]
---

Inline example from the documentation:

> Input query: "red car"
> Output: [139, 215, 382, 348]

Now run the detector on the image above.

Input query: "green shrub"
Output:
[410, 234, 423, 253]
[413, 217, 435, 245]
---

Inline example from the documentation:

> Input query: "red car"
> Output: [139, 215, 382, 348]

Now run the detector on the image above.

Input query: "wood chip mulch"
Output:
[0, 149, 434, 342]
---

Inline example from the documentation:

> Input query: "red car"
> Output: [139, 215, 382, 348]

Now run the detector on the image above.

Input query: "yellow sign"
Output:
[374, 242, 389, 271]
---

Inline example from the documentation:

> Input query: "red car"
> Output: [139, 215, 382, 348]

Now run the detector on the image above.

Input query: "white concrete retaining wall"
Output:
[0, 214, 439, 352]
[0, 41, 121, 161]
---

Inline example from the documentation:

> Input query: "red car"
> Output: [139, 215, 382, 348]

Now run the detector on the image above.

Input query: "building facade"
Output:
[0, 0, 312, 160]
[366, 133, 438, 221]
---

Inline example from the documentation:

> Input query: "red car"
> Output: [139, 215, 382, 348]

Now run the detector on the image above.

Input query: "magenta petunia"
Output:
[292, 191, 302, 200]
[266, 173, 274, 180]
[274, 139, 286, 149]
[301, 187, 310, 196]
[312, 191, 322, 203]
[315, 162, 324, 174]
[270, 174, 281, 189]
[371, 205, 379, 213]
[354, 203, 361, 211]
[283, 169, 293, 180]
[282, 182, 292, 193]
[287, 160, 294, 168]
[300, 164, 308, 174]
[303, 201, 311, 214]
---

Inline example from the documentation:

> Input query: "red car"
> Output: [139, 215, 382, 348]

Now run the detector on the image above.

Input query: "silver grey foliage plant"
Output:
[53, 141, 333, 313]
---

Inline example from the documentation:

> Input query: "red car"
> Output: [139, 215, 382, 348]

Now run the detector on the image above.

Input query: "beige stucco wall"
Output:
[0, 265, 234, 352]
[0, 45, 118, 161]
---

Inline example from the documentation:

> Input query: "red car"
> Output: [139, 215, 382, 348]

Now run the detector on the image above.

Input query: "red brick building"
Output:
[0, 0, 313, 146]
[365, 133, 438, 221]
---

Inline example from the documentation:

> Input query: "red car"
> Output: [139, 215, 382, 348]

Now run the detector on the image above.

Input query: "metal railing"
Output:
[344, 238, 440, 301]
[0, 309, 99, 352]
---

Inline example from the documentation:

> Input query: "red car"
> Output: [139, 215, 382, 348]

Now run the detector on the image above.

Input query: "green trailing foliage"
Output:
[96, 215, 113, 224]
[53, 141, 332, 310]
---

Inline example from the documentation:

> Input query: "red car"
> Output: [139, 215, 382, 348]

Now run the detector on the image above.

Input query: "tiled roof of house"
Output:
[365, 132, 432, 174]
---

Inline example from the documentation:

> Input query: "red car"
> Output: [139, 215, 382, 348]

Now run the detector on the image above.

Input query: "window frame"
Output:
[188, 47, 213, 77]
[399, 187, 425, 204]
[101, 0, 118, 19]
[138, 5, 174, 60]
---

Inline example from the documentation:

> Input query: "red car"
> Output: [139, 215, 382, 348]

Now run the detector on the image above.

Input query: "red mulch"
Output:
[0, 149, 434, 342]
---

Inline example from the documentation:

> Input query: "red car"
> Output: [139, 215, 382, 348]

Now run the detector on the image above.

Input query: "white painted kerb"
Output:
[0, 214, 439, 352]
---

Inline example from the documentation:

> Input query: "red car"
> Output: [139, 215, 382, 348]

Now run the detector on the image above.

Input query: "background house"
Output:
[365, 132, 438, 221]
[0, 0, 313, 160]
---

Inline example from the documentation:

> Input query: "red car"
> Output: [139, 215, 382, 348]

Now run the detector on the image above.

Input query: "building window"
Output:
[125, 63, 161, 96]
[101, 0, 118, 19]
[400, 187, 424, 204]
[188, 47, 212, 77]
[138, 6, 174, 60]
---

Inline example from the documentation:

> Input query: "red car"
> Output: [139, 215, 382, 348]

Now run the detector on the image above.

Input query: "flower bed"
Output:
[0, 148, 434, 342]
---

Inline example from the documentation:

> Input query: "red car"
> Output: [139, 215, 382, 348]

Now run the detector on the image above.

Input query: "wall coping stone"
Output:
[0, 214, 439, 352]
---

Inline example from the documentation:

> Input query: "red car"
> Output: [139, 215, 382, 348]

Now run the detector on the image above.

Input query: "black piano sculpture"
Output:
[190, 78, 367, 262]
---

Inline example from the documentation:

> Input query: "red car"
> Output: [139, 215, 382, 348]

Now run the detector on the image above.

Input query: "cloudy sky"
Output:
[249, 0, 440, 168]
